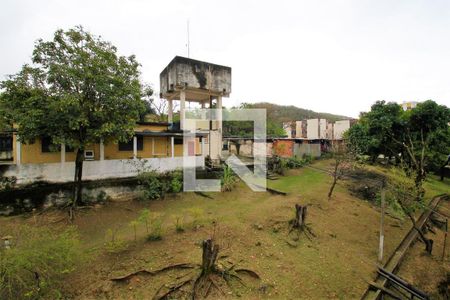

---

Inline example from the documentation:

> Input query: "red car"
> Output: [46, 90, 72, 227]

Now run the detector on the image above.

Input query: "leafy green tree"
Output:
[347, 99, 449, 194]
[0, 26, 145, 217]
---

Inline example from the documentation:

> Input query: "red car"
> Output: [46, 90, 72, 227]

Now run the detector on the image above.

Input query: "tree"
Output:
[347, 100, 450, 186]
[386, 166, 434, 253]
[0, 26, 145, 218]
[327, 143, 353, 200]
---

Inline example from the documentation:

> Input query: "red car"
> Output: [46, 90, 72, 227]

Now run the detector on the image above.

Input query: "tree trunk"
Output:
[201, 239, 219, 275]
[328, 160, 339, 200]
[70, 148, 84, 220]
[328, 177, 337, 200]
[292, 204, 307, 229]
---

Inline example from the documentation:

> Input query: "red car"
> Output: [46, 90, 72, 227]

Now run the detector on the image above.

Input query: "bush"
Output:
[147, 213, 164, 241]
[188, 207, 205, 229]
[0, 176, 16, 191]
[285, 156, 306, 168]
[268, 155, 287, 175]
[221, 164, 237, 192]
[0, 226, 81, 299]
[104, 228, 128, 254]
[138, 171, 163, 200]
[169, 169, 183, 193]
[172, 214, 185, 233]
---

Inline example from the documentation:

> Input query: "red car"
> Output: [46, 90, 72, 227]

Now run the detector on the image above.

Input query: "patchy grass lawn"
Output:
[0, 159, 448, 299]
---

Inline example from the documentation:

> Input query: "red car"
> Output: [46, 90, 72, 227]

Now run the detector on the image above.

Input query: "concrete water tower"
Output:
[160, 56, 232, 160]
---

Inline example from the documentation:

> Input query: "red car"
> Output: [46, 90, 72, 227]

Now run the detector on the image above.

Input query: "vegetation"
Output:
[147, 213, 164, 241]
[268, 155, 312, 176]
[347, 100, 450, 178]
[0, 226, 81, 299]
[138, 170, 184, 200]
[104, 228, 128, 254]
[221, 164, 237, 191]
[0, 26, 146, 218]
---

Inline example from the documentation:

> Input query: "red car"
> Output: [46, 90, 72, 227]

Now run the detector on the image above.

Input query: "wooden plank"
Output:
[361, 194, 448, 300]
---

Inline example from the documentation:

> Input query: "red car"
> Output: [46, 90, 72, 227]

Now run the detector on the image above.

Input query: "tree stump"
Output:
[201, 239, 219, 275]
[425, 238, 433, 255]
[292, 204, 307, 229]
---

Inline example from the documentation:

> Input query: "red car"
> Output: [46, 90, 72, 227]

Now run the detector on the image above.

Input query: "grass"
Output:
[0, 159, 447, 299]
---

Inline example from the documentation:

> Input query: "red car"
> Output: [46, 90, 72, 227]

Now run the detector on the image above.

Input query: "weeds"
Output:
[172, 214, 185, 233]
[104, 228, 128, 254]
[138, 208, 150, 234]
[188, 207, 205, 229]
[0, 225, 81, 299]
[221, 164, 237, 192]
[147, 213, 164, 241]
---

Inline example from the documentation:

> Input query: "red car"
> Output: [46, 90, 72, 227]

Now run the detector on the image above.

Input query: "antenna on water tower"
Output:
[187, 19, 190, 58]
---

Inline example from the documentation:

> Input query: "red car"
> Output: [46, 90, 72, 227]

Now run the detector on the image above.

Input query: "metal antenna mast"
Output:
[187, 19, 190, 58]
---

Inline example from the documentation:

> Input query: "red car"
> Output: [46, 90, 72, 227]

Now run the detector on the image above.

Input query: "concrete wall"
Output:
[319, 119, 327, 139]
[294, 143, 321, 158]
[334, 120, 351, 140]
[283, 122, 293, 138]
[3, 156, 205, 185]
[307, 119, 319, 139]
[160, 56, 232, 96]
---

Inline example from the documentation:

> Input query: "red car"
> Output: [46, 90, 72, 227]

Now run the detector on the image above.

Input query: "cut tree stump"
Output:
[289, 204, 315, 240]
[201, 239, 219, 274]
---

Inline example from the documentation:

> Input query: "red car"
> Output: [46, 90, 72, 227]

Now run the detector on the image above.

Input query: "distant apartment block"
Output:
[402, 101, 418, 111]
[283, 118, 353, 141]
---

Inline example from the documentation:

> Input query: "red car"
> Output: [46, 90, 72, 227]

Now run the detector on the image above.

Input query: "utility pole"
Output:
[378, 181, 386, 263]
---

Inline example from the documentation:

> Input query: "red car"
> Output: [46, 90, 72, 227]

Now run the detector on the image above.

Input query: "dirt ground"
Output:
[1, 159, 448, 299]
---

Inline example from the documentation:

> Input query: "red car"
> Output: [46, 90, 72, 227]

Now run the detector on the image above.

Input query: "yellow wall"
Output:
[13, 122, 203, 164]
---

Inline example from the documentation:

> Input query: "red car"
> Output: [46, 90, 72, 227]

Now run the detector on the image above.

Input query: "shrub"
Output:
[138, 171, 163, 200]
[172, 214, 185, 233]
[221, 164, 237, 192]
[0, 176, 16, 191]
[104, 228, 128, 254]
[188, 207, 205, 229]
[147, 213, 164, 241]
[138, 208, 151, 234]
[268, 155, 286, 175]
[96, 190, 110, 203]
[0, 226, 81, 299]
[169, 170, 183, 193]
[285, 156, 305, 168]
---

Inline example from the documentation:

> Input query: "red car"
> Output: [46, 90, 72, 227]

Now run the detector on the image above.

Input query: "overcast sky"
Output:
[1, 0, 450, 117]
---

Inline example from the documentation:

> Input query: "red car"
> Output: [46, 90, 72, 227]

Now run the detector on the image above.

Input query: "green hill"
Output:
[223, 102, 349, 137]
[243, 102, 349, 123]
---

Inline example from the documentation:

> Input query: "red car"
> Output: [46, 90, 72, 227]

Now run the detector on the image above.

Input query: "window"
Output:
[0, 137, 12, 152]
[41, 137, 54, 153]
[174, 138, 183, 145]
[119, 136, 143, 151]
[41, 137, 74, 153]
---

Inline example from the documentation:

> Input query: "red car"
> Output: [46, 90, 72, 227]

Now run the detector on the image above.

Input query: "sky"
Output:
[1, 0, 450, 118]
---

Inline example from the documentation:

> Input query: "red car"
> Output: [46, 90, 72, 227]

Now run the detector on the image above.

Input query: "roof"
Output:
[136, 121, 170, 126]
[135, 130, 208, 137]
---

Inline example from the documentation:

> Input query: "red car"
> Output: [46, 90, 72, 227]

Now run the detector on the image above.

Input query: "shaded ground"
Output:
[0, 159, 448, 299]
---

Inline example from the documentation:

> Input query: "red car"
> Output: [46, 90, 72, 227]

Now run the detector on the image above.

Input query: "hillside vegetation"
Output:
[243, 102, 350, 123]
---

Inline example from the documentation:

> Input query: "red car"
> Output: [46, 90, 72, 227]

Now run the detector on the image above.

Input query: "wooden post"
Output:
[378, 186, 386, 263]
[442, 219, 448, 261]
